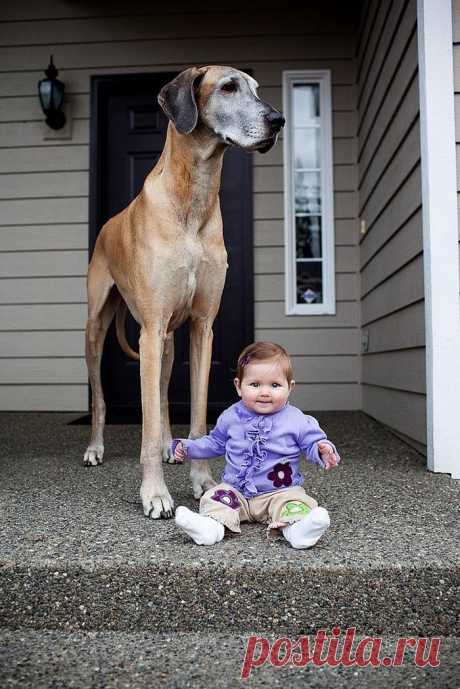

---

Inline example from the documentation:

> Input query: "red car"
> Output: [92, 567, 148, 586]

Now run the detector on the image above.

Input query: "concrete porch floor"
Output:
[0, 410, 458, 688]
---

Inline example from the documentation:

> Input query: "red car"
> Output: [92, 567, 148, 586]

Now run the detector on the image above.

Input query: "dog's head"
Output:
[158, 65, 284, 153]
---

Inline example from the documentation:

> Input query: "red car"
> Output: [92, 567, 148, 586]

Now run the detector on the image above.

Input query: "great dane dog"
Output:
[83, 65, 284, 518]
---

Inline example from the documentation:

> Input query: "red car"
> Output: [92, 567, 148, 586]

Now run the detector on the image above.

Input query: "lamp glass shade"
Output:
[38, 79, 53, 112]
[52, 80, 65, 110]
[39, 78, 64, 114]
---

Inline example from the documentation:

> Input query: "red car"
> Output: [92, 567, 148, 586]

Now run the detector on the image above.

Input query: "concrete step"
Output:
[1, 630, 458, 689]
[0, 412, 459, 637]
[1, 559, 458, 636]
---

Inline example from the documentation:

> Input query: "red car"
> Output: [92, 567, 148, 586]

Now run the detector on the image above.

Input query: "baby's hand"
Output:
[318, 441, 339, 470]
[174, 441, 187, 463]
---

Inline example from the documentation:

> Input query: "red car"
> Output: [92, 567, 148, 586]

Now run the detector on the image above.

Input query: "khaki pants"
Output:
[199, 482, 318, 534]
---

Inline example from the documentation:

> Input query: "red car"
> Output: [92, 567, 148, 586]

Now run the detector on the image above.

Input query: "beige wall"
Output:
[0, 1, 361, 412]
[357, 0, 426, 447]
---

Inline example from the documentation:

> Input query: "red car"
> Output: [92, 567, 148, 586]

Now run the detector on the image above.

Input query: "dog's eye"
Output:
[221, 82, 237, 93]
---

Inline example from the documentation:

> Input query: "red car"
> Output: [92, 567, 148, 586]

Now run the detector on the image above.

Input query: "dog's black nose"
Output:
[266, 111, 285, 132]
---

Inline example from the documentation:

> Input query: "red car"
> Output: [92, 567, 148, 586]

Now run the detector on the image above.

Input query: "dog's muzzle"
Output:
[256, 110, 285, 153]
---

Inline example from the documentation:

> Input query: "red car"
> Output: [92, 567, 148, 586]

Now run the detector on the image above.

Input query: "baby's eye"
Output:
[249, 382, 259, 388]
[272, 383, 281, 388]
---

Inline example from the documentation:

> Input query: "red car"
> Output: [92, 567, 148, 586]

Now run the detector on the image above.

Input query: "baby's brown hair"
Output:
[236, 341, 294, 384]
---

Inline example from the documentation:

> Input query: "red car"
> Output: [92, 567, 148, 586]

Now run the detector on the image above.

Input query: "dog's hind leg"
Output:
[83, 258, 118, 466]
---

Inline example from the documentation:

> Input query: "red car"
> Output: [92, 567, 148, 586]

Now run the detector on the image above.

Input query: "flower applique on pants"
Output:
[199, 482, 318, 535]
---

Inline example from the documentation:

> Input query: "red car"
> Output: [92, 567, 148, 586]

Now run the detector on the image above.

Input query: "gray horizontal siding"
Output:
[0, 171, 88, 198]
[0, 225, 87, 251]
[362, 384, 426, 445]
[0, 304, 85, 330]
[0, 0, 360, 411]
[360, 166, 421, 267]
[0, 385, 87, 411]
[0, 37, 355, 72]
[255, 191, 359, 221]
[255, 328, 360, 356]
[254, 246, 358, 275]
[0, 358, 87, 384]
[253, 163, 357, 193]
[0, 331, 85, 357]
[0, 146, 88, 172]
[1, 277, 86, 303]
[289, 383, 361, 411]
[0, 59, 357, 101]
[255, 301, 359, 329]
[362, 301, 425, 353]
[357, 0, 425, 448]
[361, 255, 424, 326]
[361, 348, 425, 393]
[255, 273, 359, 302]
[289, 355, 360, 382]
[361, 210, 422, 295]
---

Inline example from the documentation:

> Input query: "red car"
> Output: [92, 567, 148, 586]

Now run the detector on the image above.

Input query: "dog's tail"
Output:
[115, 301, 140, 361]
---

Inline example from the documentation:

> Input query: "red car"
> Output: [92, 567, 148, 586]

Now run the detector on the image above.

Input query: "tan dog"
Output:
[83, 65, 284, 518]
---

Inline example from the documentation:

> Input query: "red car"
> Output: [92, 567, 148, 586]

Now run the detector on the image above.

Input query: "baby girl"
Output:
[172, 341, 340, 548]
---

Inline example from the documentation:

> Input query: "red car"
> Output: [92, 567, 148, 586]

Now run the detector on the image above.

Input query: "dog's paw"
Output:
[191, 475, 217, 500]
[140, 481, 174, 519]
[162, 445, 179, 464]
[83, 445, 104, 466]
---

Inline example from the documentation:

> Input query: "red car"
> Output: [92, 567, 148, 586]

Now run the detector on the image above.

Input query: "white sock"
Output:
[282, 506, 330, 549]
[175, 506, 225, 546]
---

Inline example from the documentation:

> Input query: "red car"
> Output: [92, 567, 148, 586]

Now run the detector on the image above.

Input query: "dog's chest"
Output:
[171, 236, 204, 310]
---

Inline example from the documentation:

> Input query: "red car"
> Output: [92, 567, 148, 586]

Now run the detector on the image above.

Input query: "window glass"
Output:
[294, 171, 321, 215]
[293, 128, 320, 169]
[293, 83, 320, 124]
[295, 216, 322, 259]
[292, 84, 323, 305]
[296, 261, 323, 304]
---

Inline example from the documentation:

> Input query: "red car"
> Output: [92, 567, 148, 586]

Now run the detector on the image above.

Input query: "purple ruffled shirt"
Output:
[171, 401, 340, 499]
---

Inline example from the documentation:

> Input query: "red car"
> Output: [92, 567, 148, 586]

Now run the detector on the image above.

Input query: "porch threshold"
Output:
[0, 411, 458, 638]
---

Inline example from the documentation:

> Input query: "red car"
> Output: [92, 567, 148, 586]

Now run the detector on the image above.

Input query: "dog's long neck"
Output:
[155, 124, 227, 233]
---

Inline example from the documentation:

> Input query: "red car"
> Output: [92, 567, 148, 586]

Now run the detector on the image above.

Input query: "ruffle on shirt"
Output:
[234, 413, 273, 497]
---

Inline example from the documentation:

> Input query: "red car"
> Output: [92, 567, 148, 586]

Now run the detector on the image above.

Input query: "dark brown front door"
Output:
[89, 73, 253, 422]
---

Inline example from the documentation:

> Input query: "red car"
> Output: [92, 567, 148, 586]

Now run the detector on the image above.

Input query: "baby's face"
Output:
[234, 358, 295, 414]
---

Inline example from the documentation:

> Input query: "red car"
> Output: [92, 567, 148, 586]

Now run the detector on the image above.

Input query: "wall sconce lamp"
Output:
[38, 55, 66, 130]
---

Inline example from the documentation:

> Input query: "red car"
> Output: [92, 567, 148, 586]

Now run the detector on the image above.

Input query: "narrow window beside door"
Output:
[283, 70, 335, 315]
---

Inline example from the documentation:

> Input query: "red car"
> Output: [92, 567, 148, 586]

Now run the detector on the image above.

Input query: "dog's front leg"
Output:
[139, 324, 174, 518]
[189, 317, 218, 499]
[160, 332, 175, 464]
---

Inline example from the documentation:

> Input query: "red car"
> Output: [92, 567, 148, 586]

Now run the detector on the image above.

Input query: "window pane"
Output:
[295, 171, 321, 215]
[293, 84, 320, 124]
[294, 128, 320, 169]
[296, 216, 322, 258]
[296, 261, 323, 304]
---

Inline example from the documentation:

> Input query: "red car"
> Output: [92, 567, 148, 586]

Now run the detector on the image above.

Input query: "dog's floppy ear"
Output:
[158, 67, 208, 135]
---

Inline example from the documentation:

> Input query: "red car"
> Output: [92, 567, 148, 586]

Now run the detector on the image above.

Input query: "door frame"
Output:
[88, 71, 254, 417]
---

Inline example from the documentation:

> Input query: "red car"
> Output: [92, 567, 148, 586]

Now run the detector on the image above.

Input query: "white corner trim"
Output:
[417, 0, 460, 478]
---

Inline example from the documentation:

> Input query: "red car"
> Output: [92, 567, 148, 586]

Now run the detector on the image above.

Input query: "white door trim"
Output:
[417, 0, 460, 478]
